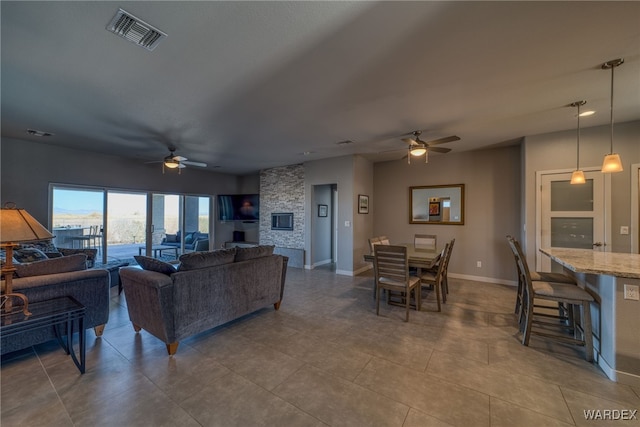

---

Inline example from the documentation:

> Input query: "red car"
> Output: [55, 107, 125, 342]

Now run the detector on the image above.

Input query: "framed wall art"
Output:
[358, 194, 369, 214]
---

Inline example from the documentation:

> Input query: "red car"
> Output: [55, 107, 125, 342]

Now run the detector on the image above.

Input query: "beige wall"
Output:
[373, 145, 522, 284]
[523, 120, 640, 267]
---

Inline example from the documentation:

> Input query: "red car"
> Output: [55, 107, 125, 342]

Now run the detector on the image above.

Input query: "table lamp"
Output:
[1, 202, 54, 315]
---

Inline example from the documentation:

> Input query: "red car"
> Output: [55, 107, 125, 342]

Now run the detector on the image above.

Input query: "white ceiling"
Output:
[2, 1, 639, 175]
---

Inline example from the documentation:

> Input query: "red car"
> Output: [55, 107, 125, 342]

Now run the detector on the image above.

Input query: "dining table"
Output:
[364, 243, 443, 301]
[363, 243, 442, 269]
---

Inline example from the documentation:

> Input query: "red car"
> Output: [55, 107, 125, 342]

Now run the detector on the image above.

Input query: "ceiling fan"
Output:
[151, 147, 207, 174]
[401, 130, 460, 164]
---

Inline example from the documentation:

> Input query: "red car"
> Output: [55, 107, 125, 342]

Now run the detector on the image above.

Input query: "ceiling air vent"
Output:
[106, 8, 167, 51]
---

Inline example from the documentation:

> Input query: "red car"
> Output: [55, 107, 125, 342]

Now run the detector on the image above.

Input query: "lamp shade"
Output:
[0, 207, 54, 243]
[570, 170, 586, 184]
[601, 153, 623, 173]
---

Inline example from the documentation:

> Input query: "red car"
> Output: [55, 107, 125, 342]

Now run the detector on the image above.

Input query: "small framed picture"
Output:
[429, 201, 441, 216]
[318, 204, 328, 217]
[358, 194, 369, 214]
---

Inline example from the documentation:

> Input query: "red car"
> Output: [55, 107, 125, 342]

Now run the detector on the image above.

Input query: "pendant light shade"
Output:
[570, 100, 586, 185]
[602, 153, 623, 173]
[601, 58, 624, 173]
[570, 170, 586, 184]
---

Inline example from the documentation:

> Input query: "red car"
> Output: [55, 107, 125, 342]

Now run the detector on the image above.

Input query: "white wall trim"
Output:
[631, 163, 639, 254]
[448, 273, 517, 287]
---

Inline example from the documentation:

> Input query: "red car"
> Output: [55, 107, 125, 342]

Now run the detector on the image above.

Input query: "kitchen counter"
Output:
[540, 248, 640, 279]
[540, 248, 640, 387]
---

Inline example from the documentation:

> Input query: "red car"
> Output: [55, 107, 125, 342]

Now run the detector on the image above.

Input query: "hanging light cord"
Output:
[576, 102, 581, 170]
[609, 63, 615, 154]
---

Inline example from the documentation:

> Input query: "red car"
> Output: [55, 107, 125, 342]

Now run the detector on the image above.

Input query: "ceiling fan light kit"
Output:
[600, 58, 624, 173]
[157, 148, 207, 174]
[402, 130, 458, 164]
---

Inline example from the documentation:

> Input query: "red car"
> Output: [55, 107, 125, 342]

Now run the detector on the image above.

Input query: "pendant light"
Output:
[570, 101, 586, 184]
[601, 58, 624, 173]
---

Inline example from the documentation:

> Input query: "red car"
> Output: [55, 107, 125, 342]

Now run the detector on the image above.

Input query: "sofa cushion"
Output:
[134, 256, 177, 275]
[15, 253, 87, 278]
[13, 248, 49, 263]
[178, 248, 236, 271]
[235, 245, 275, 262]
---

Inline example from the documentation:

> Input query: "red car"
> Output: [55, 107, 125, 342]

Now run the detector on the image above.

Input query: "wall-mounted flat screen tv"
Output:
[217, 194, 259, 221]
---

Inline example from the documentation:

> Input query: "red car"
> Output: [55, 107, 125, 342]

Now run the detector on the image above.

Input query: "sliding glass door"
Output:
[51, 185, 211, 263]
[51, 187, 104, 250]
[149, 194, 210, 255]
[106, 191, 147, 262]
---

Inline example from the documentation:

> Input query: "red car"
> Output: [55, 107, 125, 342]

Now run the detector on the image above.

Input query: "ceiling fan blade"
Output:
[177, 163, 186, 169]
[172, 155, 188, 162]
[182, 160, 207, 167]
[428, 147, 452, 154]
[426, 135, 460, 145]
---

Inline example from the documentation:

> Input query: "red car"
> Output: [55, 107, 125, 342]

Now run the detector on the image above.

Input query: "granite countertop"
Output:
[540, 248, 640, 279]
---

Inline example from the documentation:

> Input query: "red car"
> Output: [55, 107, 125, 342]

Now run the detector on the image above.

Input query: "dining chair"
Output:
[506, 236, 576, 325]
[438, 238, 455, 302]
[419, 243, 449, 312]
[368, 235, 390, 253]
[374, 244, 421, 322]
[89, 225, 104, 250]
[68, 227, 92, 249]
[414, 234, 437, 249]
[510, 238, 594, 361]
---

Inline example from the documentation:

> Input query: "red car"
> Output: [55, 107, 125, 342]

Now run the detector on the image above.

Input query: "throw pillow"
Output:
[184, 233, 195, 245]
[178, 248, 236, 271]
[13, 248, 49, 263]
[165, 234, 178, 243]
[234, 245, 275, 262]
[15, 253, 87, 278]
[134, 256, 177, 275]
[18, 239, 62, 258]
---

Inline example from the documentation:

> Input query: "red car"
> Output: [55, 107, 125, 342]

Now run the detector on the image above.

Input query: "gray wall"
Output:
[373, 145, 522, 284]
[305, 155, 360, 274]
[312, 184, 333, 266]
[523, 120, 640, 267]
[1, 137, 239, 248]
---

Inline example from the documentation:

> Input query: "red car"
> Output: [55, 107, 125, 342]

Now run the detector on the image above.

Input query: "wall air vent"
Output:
[106, 8, 167, 51]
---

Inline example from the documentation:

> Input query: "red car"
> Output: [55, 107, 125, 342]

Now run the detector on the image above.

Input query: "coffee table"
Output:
[1, 297, 86, 373]
[138, 244, 179, 259]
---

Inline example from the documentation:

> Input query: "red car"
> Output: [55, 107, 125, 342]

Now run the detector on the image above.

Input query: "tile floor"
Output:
[2, 266, 639, 426]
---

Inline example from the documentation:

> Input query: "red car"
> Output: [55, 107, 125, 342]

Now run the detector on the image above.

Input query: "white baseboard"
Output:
[448, 273, 517, 287]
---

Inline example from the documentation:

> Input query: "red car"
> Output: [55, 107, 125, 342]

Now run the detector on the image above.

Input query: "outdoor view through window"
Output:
[51, 187, 210, 263]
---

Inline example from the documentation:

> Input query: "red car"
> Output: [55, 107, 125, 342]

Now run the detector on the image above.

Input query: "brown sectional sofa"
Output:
[119, 245, 288, 355]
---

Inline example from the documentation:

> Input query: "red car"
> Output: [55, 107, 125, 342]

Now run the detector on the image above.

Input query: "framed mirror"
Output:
[410, 184, 465, 225]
